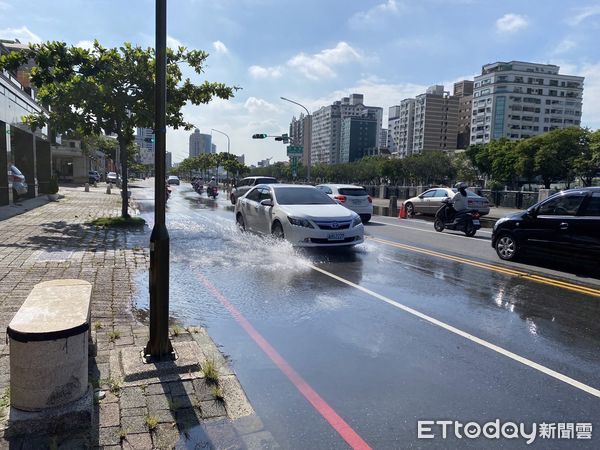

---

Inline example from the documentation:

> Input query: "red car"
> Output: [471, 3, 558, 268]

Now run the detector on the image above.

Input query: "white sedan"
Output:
[315, 184, 373, 223]
[234, 184, 364, 247]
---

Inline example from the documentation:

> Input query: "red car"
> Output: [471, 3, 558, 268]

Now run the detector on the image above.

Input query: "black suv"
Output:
[492, 187, 600, 261]
[230, 177, 278, 204]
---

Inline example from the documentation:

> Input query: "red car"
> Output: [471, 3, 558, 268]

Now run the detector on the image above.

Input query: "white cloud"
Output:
[574, 63, 600, 130]
[495, 13, 529, 34]
[166, 35, 184, 49]
[244, 97, 279, 114]
[75, 40, 95, 50]
[248, 65, 283, 79]
[287, 42, 361, 80]
[349, 0, 403, 28]
[553, 38, 577, 55]
[212, 40, 229, 54]
[567, 5, 600, 26]
[0, 1, 11, 10]
[0, 26, 42, 44]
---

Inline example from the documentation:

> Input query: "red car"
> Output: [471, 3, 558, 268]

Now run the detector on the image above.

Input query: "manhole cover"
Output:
[36, 250, 74, 261]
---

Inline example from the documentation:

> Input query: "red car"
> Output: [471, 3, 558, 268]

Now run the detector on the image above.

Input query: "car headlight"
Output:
[352, 215, 362, 228]
[493, 217, 509, 231]
[287, 216, 314, 228]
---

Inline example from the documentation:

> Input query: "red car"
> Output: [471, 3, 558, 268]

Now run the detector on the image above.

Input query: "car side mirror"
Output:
[418, 194, 424, 199]
[260, 199, 273, 207]
[527, 207, 537, 217]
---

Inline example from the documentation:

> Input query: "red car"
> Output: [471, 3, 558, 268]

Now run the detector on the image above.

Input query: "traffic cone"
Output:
[398, 202, 407, 219]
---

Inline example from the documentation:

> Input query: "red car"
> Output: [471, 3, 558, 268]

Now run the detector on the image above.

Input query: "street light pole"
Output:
[146, 0, 173, 360]
[211, 128, 230, 154]
[280, 96, 311, 182]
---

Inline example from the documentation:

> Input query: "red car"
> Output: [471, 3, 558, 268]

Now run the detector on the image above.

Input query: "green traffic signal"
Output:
[252, 134, 268, 139]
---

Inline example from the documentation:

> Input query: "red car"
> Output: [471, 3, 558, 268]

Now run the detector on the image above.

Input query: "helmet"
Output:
[211, 177, 215, 180]
[455, 182, 468, 189]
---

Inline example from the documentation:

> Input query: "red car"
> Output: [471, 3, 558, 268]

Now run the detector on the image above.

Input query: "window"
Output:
[258, 188, 272, 202]
[583, 193, 600, 216]
[421, 190, 436, 198]
[434, 189, 449, 198]
[538, 194, 586, 216]
[246, 188, 261, 202]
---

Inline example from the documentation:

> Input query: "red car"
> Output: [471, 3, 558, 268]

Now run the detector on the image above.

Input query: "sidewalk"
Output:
[371, 197, 522, 220]
[0, 185, 274, 449]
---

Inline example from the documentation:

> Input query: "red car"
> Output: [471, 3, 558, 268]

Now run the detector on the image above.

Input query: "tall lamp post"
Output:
[146, 0, 173, 360]
[211, 128, 230, 154]
[280, 96, 311, 182]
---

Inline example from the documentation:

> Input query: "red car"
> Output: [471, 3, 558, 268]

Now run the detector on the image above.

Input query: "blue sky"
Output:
[1, 0, 599, 164]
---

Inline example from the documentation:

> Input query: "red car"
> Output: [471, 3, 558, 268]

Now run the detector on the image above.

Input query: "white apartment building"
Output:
[388, 106, 401, 155]
[310, 94, 383, 165]
[397, 99, 416, 158]
[189, 129, 213, 157]
[471, 61, 584, 145]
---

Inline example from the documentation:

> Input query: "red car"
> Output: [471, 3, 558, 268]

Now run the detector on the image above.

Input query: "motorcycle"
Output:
[434, 198, 481, 237]
[166, 185, 171, 201]
[192, 180, 204, 194]
[207, 186, 218, 199]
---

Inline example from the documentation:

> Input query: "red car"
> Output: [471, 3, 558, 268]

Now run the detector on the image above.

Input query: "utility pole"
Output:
[146, 0, 172, 360]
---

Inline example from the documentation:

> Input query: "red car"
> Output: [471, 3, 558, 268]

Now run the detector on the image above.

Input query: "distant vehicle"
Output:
[234, 184, 364, 247]
[492, 187, 600, 262]
[167, 175, 180, 185]
[230, 176, 278, 205]
[88, 170, 101, 184]
[9, 165, 27, 197]
[316, 184, 373, 223]
[106, 172, 119, 184]
[207, 186, 218, 199]
[404, 187, 490, 216]
[434, 197, 481, 237]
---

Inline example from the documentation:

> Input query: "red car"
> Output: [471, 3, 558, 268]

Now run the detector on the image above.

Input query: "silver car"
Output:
[315, 184, 373, 223]
[230, 176, 278, 204]
[404, 187, 490, 216]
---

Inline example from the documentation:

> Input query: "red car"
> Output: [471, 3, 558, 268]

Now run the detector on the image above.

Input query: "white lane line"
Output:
[308, 263, 600, 399]
[370, 220, 493, 237]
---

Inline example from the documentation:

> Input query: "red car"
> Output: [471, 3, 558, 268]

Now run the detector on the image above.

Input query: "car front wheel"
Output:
[230, 194, 236, 205]
[272, 222, 284, 239]
[236, 213, 246, 231]
[405, 202, 414, 216]
[495, 234, 519, 261]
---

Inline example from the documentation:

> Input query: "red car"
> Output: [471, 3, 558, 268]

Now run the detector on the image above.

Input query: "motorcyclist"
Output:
[450, 182, 469, 221]
[208, 177, 217, 189]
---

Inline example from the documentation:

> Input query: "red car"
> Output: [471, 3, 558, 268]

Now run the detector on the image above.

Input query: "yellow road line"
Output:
[307, 263, 600, 399]
[368, 236, 600, 298]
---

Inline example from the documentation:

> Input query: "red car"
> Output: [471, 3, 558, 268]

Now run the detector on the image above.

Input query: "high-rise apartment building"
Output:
[397, 99, 416, 158]
[471, 61, 584, 145]
[388, 106, 402, 155]
[289, 113, 311, 167]
[412, 85, 459, 155]
[340, 116, 377, 163]
[454, 80, 474, 149]
[166, 151, 172, 171]
[379, 128, 388, 150]
[189, 129, 212, 157]
[310, 94, 383, 165]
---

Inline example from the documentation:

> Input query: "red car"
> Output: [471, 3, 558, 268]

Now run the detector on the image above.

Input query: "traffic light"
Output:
[275, 133, 289, 143]
[144, 137, 155, 143]
[252, 134, 268, 139]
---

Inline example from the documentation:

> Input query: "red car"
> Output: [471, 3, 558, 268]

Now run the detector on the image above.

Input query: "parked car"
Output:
[230, 176, 278, 205]
[234, 184, 364, 247]
[404, 187, 490, 216]
[492, 187, 600, 262]
[167, 175, 180, 185]
[88, 171, 101, 184]
[316, 184, 373, 223]
[106, 172, 119, 184]
[9, 165, 27, 197]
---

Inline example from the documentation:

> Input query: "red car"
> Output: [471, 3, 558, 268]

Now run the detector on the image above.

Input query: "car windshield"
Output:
[451, 189, 481, 198]
[11, 166, 23, 175]
[274, 187, 336, 205]
[338, 188, 368, 196]
[256, 178, 278, 184]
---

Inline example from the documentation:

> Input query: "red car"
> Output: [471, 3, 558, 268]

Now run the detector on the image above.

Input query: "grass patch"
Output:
[171, 325, 181, 337]
[202, 359, 219, 385]
[145, 415, 158, 431]
[101, 377, 122, 395]
[186, 326, 200, 334]
[119, 428, 128, 441]
[212, 386, 225, 402]
[89, 216, 146, 228]
[93, 321, 103, 330]
[108, 330, 121, 342]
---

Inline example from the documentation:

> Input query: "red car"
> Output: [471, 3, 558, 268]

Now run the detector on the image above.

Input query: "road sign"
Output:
[287, 145, 303, 156]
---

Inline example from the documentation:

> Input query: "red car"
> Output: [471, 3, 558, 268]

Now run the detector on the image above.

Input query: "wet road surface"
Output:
[132, 181, 600, 449]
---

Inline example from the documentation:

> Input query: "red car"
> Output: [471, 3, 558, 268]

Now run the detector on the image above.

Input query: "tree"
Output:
[534, 128, 585, 188]
[451, 152, 478, 185]
[0, 40, 238, 217]
[571, 128, 598, 186]
[465, 144, 492, 179]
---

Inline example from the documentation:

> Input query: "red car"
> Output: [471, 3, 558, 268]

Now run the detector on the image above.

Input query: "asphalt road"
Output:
[132, 181, 600, 449]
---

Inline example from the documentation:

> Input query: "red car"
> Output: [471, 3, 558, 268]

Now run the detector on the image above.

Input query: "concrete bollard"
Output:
[538, 189, 551, 202]
[379, 185, 386, 199]
[84, 183, 89, 192]
[389, 196, 398, 217]
[106, 184, 112, 195]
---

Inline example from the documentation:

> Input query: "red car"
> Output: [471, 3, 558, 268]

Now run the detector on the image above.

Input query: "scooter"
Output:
[192, 180, 203, 194]
[207, 186, 218, 199]
[434, 198, 481, 237]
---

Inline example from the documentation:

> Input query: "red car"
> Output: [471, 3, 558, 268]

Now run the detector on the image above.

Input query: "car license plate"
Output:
[328, 233, 345, 240]
[472, 220, 480, 225]
[350, 199, 361, 204]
